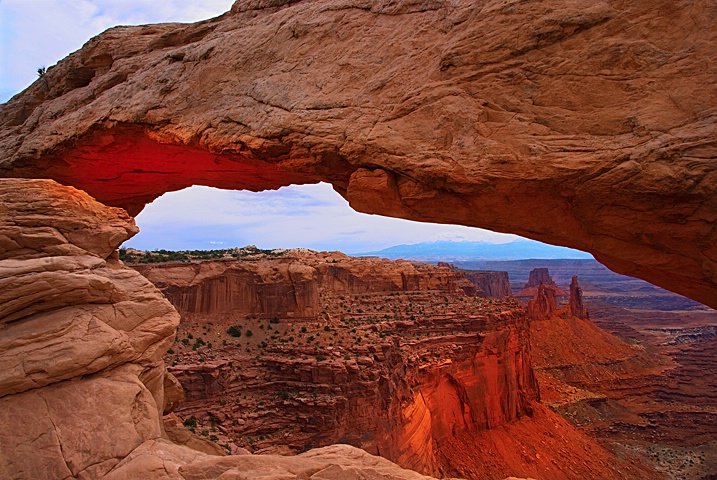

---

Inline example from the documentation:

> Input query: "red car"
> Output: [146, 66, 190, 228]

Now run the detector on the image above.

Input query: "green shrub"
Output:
[315, 354, 326, 362]
[245, 329, 253, 337]
[183, 416, 197, 428]
[227, 326, 242, 337]
[270, 317, 279, 324]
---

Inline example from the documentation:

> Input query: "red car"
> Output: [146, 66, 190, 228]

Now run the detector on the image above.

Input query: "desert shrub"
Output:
[227, 326, 242, 337]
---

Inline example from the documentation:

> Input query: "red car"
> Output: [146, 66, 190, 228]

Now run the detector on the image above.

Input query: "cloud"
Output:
[126, 183, 521, 252]
[0, 0, 234, 102]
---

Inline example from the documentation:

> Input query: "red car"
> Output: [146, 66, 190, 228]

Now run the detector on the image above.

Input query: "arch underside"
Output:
[0, 0, 715, 307]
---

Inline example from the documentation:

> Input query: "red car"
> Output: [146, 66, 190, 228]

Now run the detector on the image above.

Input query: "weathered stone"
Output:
[568, 275, 588, 319]
[1, 0, 715, 307]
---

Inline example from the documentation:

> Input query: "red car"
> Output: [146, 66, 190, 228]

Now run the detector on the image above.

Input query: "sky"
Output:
[0, 0, 565, 254]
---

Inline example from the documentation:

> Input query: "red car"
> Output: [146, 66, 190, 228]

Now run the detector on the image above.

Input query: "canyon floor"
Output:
[473, 259, 717, 480]
[120, 248, 717, 479]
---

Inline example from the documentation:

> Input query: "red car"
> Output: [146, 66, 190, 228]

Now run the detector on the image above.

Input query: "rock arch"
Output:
[1, 0, 715, 308]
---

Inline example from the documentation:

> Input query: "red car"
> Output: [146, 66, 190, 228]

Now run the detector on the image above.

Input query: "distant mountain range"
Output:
[351, 239, 593, 261]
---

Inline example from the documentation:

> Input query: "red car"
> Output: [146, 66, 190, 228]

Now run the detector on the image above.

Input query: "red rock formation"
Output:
[462, 270, 513, 299]
[0, 178, 452, 480]
[151, 253, 654, 479]
[135, 260, 320, 319]
[517, 267, 567, 298]
[568, 275, 588, 319]
[133, 252, 477, 322]
[165, 293, 540, 477]
[0, 0, 715, 308]
[526, 284, 558, 321]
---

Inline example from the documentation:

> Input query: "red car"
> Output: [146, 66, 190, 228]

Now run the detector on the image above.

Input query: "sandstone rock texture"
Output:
[142, 254, 653, 479]
[516, 267, 566, 298]
[0, 179, 181, 479]
[0, 0, 715, 308]
[461, 270, 513, 299]
[134, 252, 481, 321]
[0, 179, 454, 480]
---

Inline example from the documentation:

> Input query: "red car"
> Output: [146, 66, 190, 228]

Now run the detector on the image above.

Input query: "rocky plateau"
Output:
[128, 252, 658, 479]
[0, 179, 469, 480]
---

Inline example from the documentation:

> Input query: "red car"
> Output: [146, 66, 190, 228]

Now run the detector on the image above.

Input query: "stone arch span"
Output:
[1, 0, 715, 307]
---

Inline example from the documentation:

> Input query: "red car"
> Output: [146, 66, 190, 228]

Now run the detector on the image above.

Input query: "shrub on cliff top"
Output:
[227, 326, 242, 337]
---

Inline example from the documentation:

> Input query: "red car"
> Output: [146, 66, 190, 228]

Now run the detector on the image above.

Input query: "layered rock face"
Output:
[137, 255, 537, 469]
[516, 267, 567, 298]
[143, 254, 653, 479]
[166, 304, 538, 477]
[461, 270, 513, 299]
[135, 260, 321, 319]
[0, 179, 457, 480]
[0, 179, 181, 479]
[0, 0, 715, 308]
[135, 253, 483, 321]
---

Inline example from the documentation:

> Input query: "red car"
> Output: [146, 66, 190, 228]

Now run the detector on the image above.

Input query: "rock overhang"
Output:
[0, 0, 715, 308]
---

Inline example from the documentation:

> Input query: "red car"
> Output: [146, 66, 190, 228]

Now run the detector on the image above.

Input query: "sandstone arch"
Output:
[1, 0, 715, 309]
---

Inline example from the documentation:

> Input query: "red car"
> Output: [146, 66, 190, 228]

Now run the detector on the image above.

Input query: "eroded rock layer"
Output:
[0, 179, 454, 480]
[0, 0, 715, 307]
[138, 254, 652, 479]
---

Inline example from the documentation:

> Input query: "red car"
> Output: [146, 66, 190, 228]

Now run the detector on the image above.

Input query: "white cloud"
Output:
[127, 184, 521, 252]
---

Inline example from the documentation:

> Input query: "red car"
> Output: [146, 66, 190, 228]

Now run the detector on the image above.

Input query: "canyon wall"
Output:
[0, 178, 456, 480]
[0, 0, 714, 308]
[135, 260, 321, 319]
[135, 253, 490, 321]
[144, 255, 653, 479]
[461, 270, 513, 299]
[168, 308, 538, 477]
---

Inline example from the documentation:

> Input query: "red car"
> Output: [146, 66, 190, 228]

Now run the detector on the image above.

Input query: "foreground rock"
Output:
[0, 179, 455, 480]
[0, 0, 715, 308]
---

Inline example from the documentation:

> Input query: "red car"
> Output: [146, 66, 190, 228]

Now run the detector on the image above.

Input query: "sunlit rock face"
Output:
[138, 255, 538, 477]
[1, 179, 456, 480]
[0, 0, 715, 308]
[0, 179, 182, 478]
